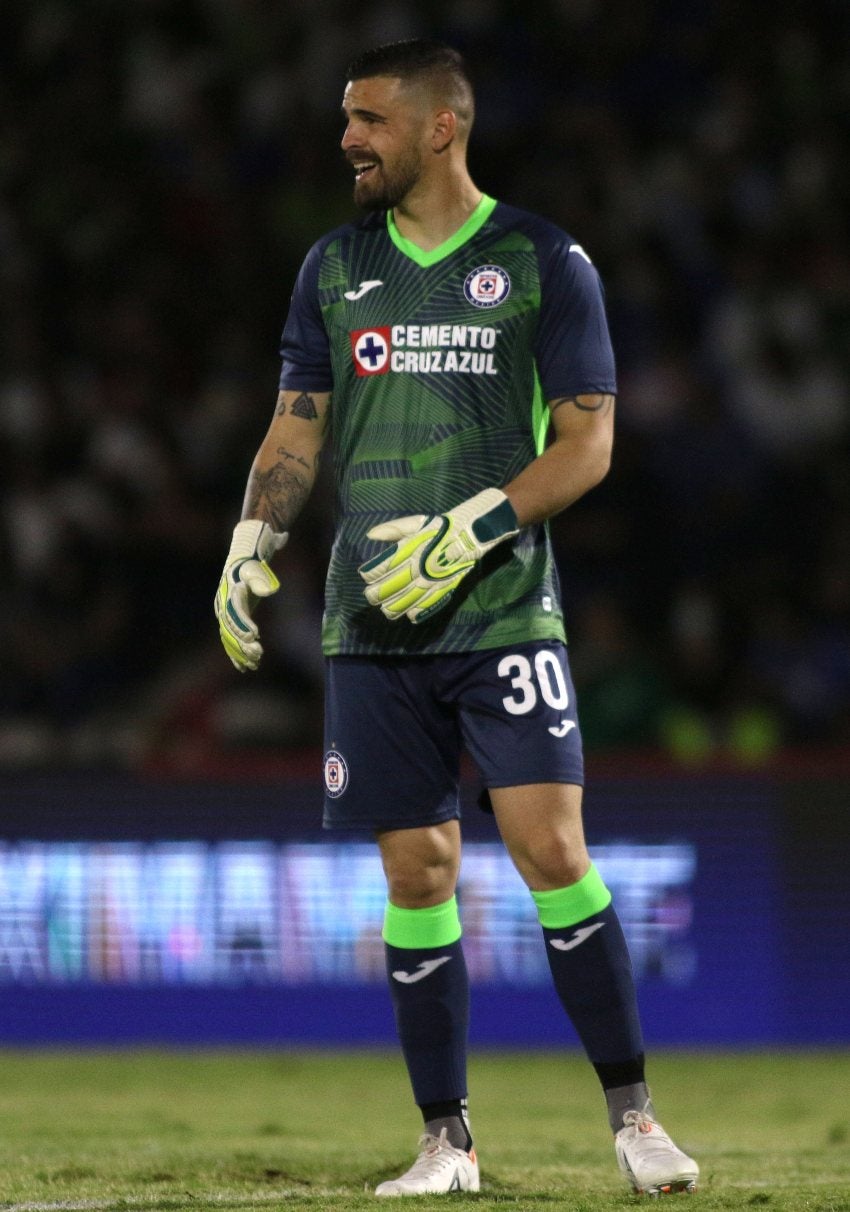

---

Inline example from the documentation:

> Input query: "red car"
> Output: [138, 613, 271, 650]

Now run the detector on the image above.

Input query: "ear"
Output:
[431, 108, 457, 153]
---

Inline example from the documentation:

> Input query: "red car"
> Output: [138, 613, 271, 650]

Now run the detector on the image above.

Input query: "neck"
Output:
[391, 171, 483, 252]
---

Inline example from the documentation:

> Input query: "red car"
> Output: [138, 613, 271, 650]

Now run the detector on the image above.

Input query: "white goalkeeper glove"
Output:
[358, 488, 519, 624]
[215, 519, 288, 671]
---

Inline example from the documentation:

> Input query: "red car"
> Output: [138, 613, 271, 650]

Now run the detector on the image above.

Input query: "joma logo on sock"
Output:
[549, 922, 606, 951]
[391, 956, 453, 983]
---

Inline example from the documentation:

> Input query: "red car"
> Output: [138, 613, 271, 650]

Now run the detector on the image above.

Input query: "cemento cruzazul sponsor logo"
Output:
[350, 323, 500, 377]
[464, 264, 511, 308]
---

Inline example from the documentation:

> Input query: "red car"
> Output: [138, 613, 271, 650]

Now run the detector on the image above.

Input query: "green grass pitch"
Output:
[0, 1048, 847, 1210]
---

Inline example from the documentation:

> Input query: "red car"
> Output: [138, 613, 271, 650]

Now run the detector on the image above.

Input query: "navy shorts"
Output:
[322, 641, 584, 831]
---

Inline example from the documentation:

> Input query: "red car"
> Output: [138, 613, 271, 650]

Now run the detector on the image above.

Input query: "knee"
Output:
[379, 826, 460, 908]
[515, 835, 590, 891]
[384, 855, 457, 907]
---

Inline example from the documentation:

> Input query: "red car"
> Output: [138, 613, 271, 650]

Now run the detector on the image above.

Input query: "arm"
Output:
[215, 388, 331, 671]
[502, 391, 615, 526]
[242, 388, 331, 531]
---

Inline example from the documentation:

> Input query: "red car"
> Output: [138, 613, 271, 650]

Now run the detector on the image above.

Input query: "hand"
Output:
[215, 519, 288, 671]
[358, 488, 518, 624]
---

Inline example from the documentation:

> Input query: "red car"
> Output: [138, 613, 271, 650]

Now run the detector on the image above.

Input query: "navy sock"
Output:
[533, 868, 644, 1072]
[382, 890, 470, 1111]
[541, 902, 644, 1063]
[385, 937, 469, 1108]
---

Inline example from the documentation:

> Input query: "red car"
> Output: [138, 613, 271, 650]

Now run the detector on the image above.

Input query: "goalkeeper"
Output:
[216, 38, 698, 1200]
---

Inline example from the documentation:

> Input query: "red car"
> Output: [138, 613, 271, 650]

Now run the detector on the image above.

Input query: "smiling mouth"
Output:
[353, 161, 378, 181]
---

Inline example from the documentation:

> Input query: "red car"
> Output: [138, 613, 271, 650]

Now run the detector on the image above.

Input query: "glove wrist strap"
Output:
[226, 519, 267, 563]
[467, 488, 518, 544]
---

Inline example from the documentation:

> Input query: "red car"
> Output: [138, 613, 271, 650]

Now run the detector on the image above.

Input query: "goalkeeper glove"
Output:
[215, 519, 288, 671]
[358, 487, 519, 624]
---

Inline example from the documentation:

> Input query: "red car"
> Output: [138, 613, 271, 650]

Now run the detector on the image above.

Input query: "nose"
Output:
[340, 120, 359, 151]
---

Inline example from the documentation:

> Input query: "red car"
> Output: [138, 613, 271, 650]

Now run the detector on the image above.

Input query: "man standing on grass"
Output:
[215, 38, 699, 1198]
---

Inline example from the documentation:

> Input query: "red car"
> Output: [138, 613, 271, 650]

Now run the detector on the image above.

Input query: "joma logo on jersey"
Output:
[350, 323, 499, 377]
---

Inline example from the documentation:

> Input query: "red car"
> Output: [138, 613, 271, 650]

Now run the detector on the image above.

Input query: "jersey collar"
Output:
[386, 194, 497, 267]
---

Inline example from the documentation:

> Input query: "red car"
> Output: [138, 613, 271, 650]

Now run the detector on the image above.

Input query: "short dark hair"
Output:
[346, 39, 474, 131]
[346, 38, 469, 84]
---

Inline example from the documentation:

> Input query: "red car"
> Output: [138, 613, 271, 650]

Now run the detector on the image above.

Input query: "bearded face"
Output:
[341, 77, 429, 212]
[350, 142, 424, 211]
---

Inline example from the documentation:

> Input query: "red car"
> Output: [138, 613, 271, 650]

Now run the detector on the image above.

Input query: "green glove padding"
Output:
[215, 519, 288, 671]
[358, 488, 518, 624]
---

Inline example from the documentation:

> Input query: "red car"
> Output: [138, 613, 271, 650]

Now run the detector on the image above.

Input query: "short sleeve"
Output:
[278, 239, 334, 392]
[534, 240, 617, 400]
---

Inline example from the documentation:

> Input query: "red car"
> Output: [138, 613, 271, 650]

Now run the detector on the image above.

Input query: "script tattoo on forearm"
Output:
[246, 448, 313, 531]
[551, 393, 615, 415]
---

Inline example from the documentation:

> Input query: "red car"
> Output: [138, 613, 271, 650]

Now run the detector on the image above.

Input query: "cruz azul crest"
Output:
[323, 749, 349, 798]
[463, 265, 511, 308]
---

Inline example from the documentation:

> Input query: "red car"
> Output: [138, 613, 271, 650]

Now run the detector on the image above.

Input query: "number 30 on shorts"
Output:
[497, 650, 570, 716]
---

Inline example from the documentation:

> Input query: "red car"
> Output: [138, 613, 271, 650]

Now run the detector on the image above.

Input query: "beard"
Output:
[352, 144, 423, 211]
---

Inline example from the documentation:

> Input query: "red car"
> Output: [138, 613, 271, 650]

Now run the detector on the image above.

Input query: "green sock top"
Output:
[382, 896, 463, 949]
[531, 863, 612, 928]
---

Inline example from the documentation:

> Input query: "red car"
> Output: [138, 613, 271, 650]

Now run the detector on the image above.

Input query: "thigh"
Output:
[322, 656, 463, 831]
[489, 782, 590, 890]
[453, 641, 584, 792]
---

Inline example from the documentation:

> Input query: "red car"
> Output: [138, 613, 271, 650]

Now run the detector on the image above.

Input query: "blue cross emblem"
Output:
[357, 333, 385, 365]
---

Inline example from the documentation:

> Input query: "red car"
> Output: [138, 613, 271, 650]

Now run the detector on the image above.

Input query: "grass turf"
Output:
[0, 1049, 847, 1210]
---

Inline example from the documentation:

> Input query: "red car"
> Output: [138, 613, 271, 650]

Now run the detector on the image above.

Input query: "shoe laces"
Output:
[406, 1128, 461, 1176]
[623, 1109, 654, 1130]
[622, 1109, 675, 1150]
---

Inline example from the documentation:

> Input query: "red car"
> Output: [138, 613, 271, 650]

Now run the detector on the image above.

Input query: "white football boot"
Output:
[375, 1127, 480, 1197]
[615, 1106, 698, 1197]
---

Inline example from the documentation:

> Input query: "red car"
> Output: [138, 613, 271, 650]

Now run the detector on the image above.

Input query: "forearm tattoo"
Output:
[275, 391, 320, 419]
[246, 448, 313, 531]
[290, 391, 319, 420]
[551, 393, 615, 415]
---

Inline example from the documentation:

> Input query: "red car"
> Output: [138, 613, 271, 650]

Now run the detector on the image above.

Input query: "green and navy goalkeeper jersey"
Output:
[278, 194, 616, 657]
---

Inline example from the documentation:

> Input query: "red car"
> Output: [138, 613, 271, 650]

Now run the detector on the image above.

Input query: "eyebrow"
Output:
[341, 105, 388, 123]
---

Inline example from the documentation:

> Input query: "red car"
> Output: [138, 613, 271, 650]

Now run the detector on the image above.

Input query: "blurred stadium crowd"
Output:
[1, 0, 849, 771]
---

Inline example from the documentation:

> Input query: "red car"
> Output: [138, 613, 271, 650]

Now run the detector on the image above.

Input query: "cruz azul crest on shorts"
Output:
[323, 749, 349, 797]
[463, 265, 511, 309]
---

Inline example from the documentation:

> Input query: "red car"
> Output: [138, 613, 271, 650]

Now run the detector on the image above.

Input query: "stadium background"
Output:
[0, 0, 848, 1048]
